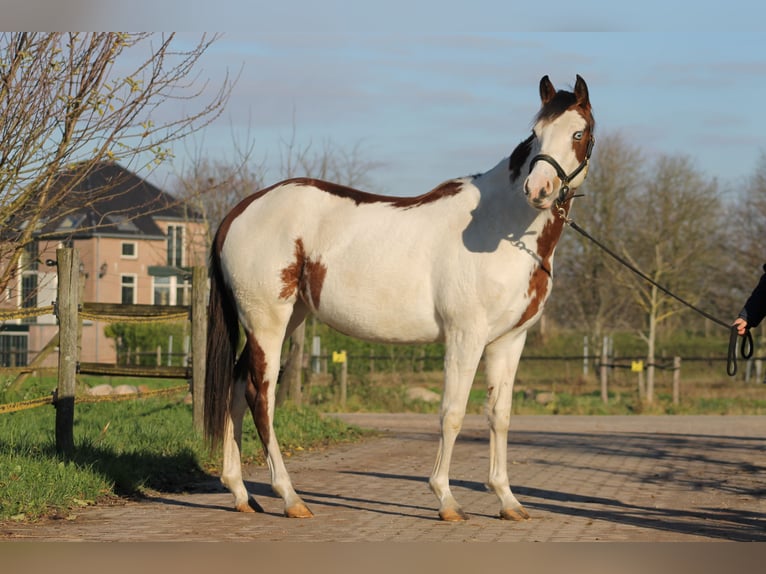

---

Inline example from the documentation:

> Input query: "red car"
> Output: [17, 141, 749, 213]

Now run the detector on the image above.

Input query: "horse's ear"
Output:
[574, 74, 590, 108]
[539, 75, 556, 105]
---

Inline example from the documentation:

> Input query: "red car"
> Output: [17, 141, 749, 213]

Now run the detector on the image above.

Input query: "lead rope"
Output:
[556, 203, 753, 376]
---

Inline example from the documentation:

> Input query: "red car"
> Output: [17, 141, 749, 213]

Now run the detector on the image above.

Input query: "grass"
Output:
[307, 366, 766, 416]
[0, 378, 366, 522]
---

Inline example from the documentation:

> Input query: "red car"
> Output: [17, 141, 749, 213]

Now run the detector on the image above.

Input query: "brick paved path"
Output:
[1, 414, 764, 541]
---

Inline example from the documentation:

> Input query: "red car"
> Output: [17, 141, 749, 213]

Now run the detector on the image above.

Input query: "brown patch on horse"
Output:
[279, 239, 305, 300]
[514, 266, 550, 328]
[570, 77, 595, 164]
[573, 128, 594, 163]
[514, 200, 570, 328]
[240, 332, 271, 447]
[303, 255, 327, 307]
[293, 177, 464, 209]
[279, 238, 328, 308]
[571, 101, 595, 164]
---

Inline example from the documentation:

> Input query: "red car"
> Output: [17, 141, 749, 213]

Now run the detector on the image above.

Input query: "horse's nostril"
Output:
[523, 180, 531, 196]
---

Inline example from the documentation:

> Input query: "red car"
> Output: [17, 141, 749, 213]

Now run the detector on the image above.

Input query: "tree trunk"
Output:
[646, 285, 658, 405]
[276, 320, 305, 407]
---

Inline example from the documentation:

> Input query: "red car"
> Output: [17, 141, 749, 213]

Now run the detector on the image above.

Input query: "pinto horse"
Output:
[204, 75, 595, 522]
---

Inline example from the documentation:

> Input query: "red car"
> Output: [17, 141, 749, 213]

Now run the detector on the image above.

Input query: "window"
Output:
[20, 241, 38, 271]
[20, 272, 38, 324]
[121, 241, 137, 258]
[121, 275, 136, 304]
[176, 279, 190, 306]
[0, 333, 28, 367]
[153, 276, 191, 306]
[167, 225, 184, 267]
[153, 276, 171, 305]
[20, 242, 38, 323]
[21, 273, 38, 308]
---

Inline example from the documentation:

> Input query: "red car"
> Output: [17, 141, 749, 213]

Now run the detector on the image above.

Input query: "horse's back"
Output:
[216, 176, 554, 344]
[217, 178, 478, 343]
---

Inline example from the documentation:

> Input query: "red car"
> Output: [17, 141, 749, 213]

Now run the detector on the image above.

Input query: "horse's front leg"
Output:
[429, 330, 485, 521]
[484, 331, 530, 521]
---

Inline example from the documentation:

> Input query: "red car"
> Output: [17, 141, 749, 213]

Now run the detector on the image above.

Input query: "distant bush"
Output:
[104, 321, 189, 366]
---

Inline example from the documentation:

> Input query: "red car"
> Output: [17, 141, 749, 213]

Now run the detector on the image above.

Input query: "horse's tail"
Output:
[204, 236, 240, 451]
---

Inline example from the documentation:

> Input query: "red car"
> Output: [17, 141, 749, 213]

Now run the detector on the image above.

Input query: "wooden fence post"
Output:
[672, 356, 681, 406]
[600, 336, 608, 404]
[55, 248, 79, 456]
[340, 350, 348, 409]
[583, 335, 589, 377]
[191, 266, 208, 433]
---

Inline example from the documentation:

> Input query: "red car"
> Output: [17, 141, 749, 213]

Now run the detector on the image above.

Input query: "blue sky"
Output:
[7, 1, 766, 198]
[156, 29, 766, 198]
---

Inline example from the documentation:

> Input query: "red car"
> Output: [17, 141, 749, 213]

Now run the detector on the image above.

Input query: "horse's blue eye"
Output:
[573, 131, 584, 141]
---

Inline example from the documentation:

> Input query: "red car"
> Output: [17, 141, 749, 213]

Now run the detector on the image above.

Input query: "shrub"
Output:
[104, 321, 189, 366]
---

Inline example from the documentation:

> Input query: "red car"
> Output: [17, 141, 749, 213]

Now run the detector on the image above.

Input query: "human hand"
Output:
[733, 317, 749, 336]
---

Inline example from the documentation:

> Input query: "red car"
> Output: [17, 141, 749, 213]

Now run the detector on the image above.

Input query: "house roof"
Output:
[35, 161, 202, 240]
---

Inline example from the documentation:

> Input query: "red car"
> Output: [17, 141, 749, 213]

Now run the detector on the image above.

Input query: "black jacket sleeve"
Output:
[738, 264, 766, 328]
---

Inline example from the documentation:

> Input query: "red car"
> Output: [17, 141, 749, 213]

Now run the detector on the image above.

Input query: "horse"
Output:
[204, 74, 595, 522]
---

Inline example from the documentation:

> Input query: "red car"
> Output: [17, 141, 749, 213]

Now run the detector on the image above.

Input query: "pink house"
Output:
[0, 162, 208, 366]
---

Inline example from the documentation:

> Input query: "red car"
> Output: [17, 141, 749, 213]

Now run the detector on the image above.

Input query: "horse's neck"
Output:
[477, 156, 552, 231]
[466, 155, 566, 266]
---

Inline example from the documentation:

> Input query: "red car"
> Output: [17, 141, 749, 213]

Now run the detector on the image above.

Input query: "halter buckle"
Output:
[555, 198, 572, 223]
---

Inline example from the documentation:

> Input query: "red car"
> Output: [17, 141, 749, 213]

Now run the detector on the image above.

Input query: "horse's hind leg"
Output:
[220, 375, 263, 513]
[243, 312, 313, 518]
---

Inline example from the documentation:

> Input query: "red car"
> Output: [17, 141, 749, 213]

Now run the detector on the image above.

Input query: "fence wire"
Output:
[0, 384, 189, 415]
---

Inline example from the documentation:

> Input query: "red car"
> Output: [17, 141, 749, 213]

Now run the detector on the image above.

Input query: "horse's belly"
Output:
[313, 277, 443, 344]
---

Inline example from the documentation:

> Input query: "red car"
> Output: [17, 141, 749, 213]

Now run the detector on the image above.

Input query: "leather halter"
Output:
[529, 134, 595, 205]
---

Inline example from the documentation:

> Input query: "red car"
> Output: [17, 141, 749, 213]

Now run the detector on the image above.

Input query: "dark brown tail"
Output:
[203, 240, 241, 450]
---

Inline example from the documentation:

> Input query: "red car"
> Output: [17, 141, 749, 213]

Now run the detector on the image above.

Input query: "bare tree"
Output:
[719, 151, 766, 352]
[279, 125, 380, 187]
[549, 131, 645, 336]
[617, 154, 723, 402]
[175, 124, 381, 246]
[0, 32, 233, 298]
[174, 157, 265, 247]
[729, 152, 766, 298]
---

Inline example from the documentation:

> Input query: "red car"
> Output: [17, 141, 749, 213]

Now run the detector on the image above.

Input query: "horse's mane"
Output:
[535, 88, 595, 129]
[535, 90, 578, 123]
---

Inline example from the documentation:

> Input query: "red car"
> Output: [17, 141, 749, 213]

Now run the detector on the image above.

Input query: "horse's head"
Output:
[524, 75, 595, 211]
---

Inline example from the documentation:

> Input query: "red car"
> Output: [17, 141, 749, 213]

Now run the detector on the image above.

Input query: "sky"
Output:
[7, 1, 766, 199]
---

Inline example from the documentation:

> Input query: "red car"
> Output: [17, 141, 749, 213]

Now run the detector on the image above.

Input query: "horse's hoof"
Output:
[285, 502, 314, 518]
[499, 506, 530, 521]
[235, 502, 255, 513]
[235, 498, 264, 513]
[439, 507, 469, 522]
